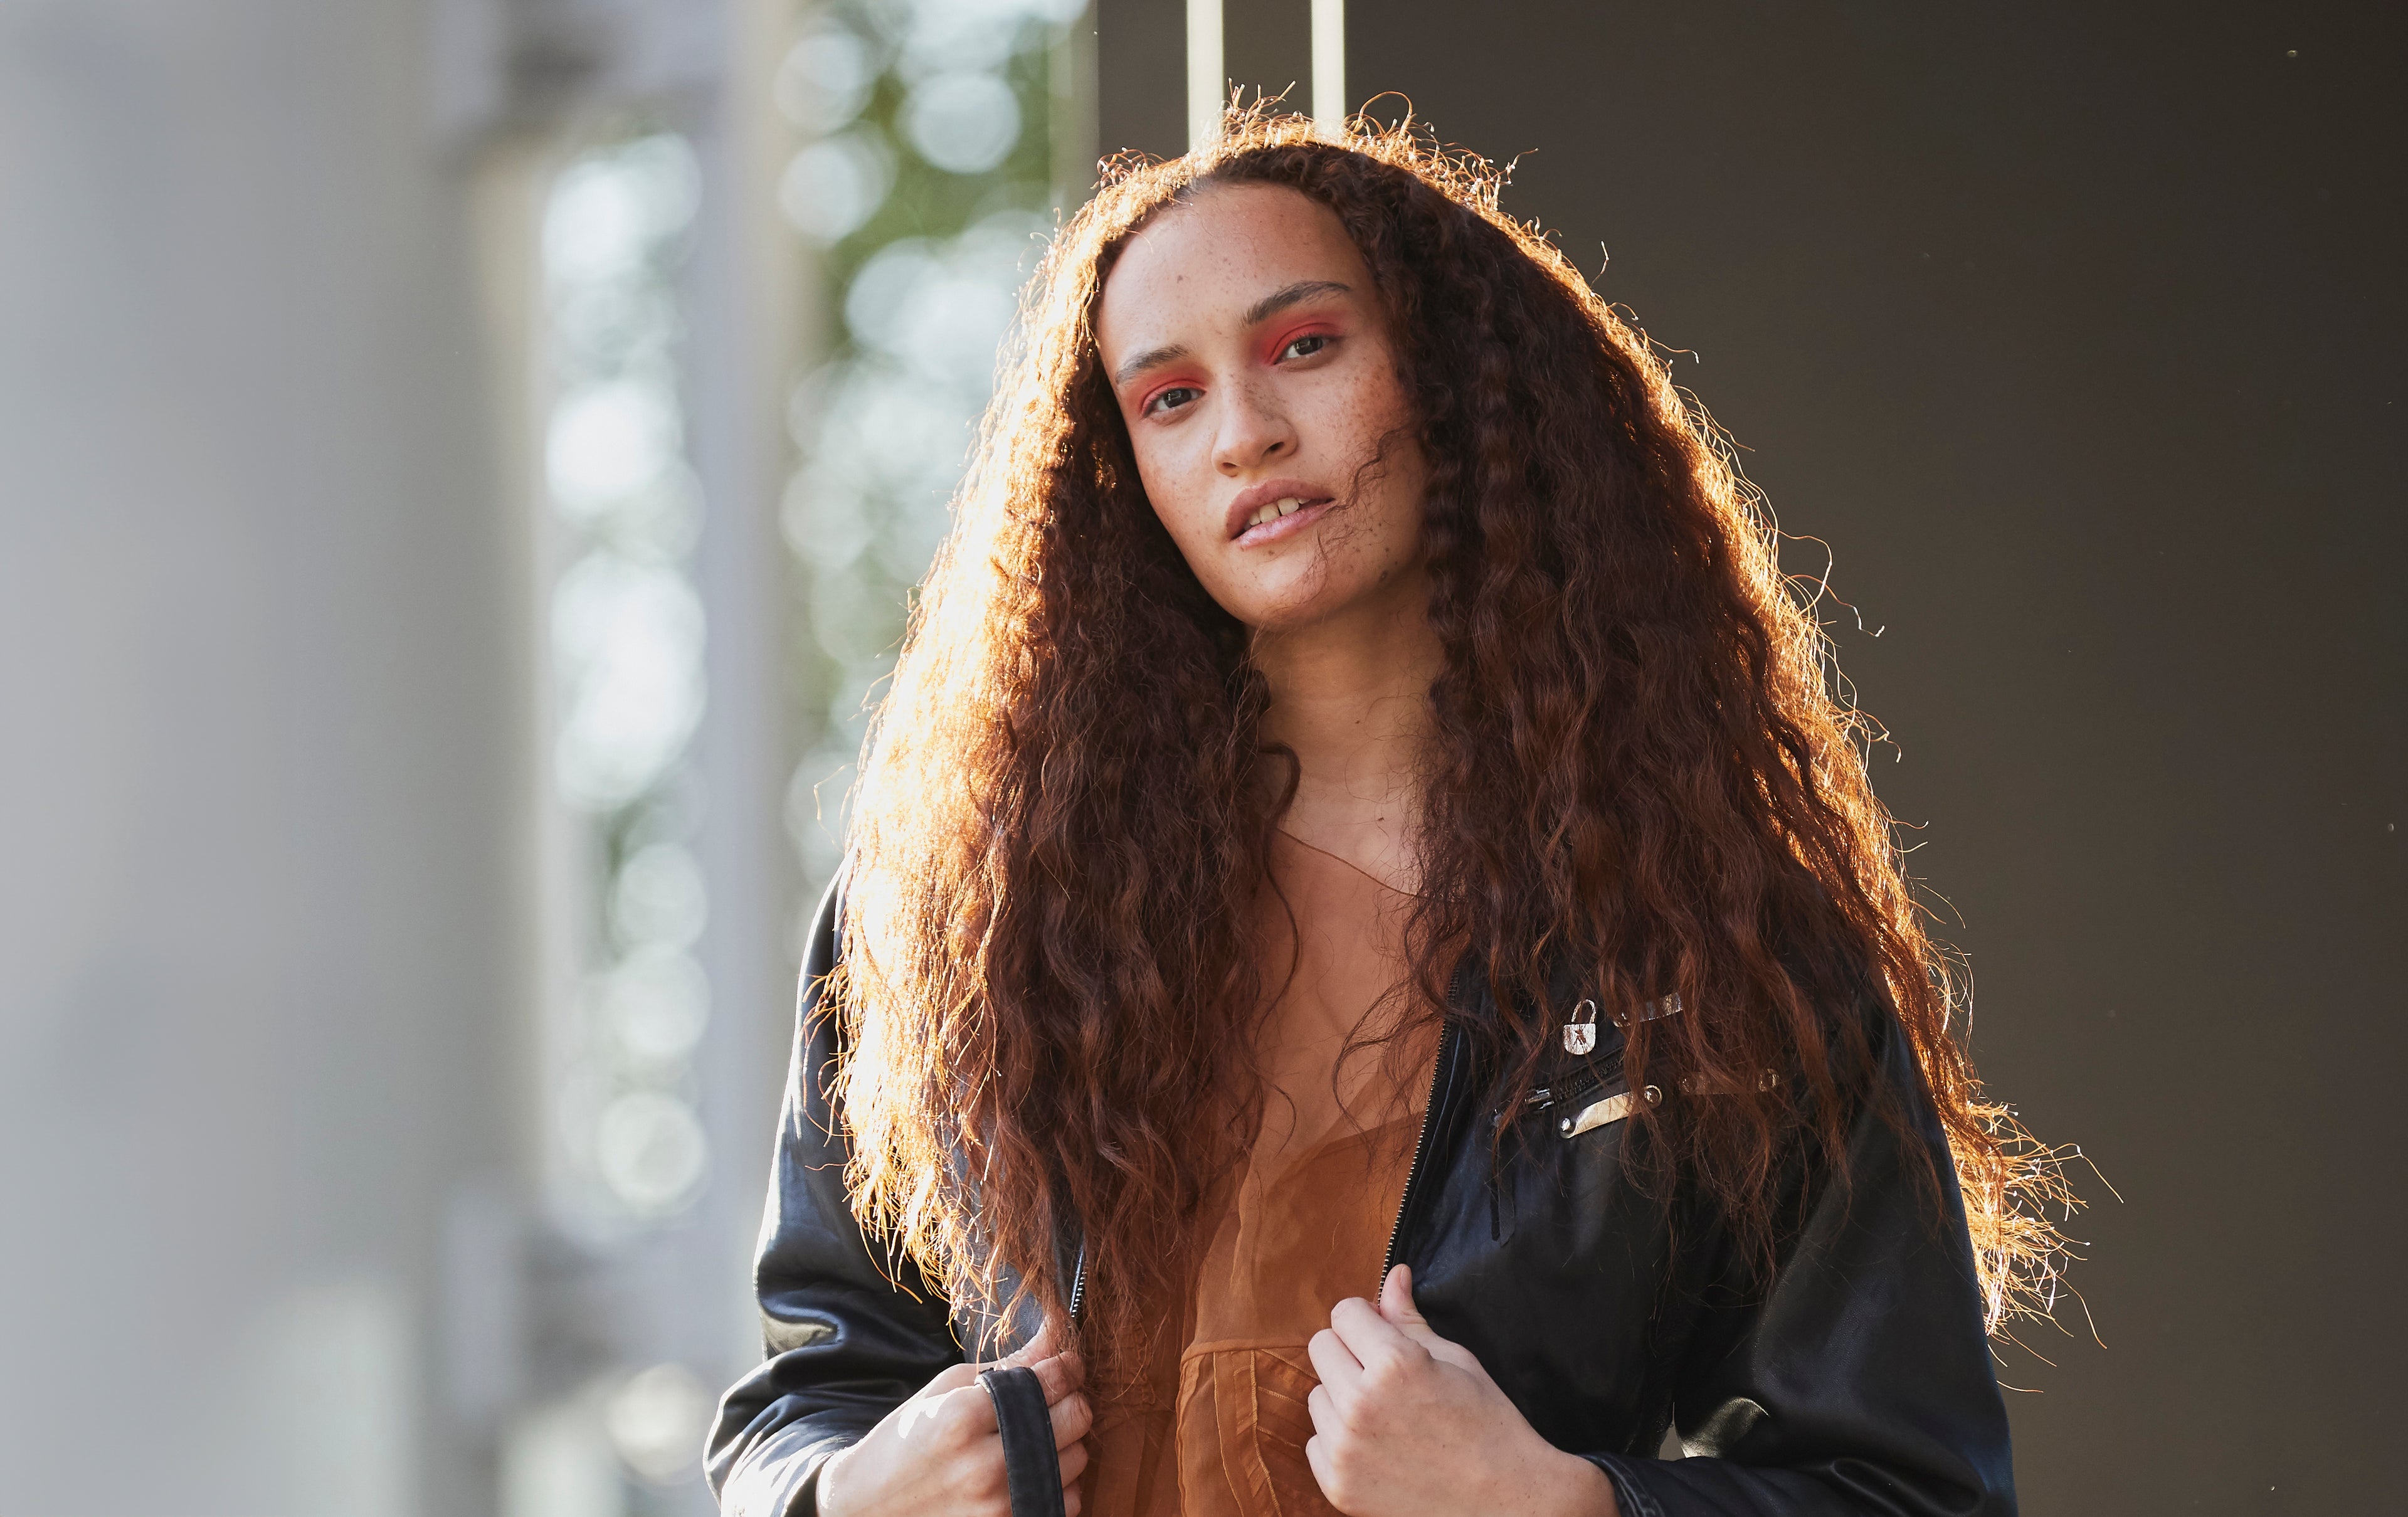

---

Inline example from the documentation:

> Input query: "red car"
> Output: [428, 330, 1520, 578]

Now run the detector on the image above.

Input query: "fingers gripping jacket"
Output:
[978, 1366, 1067, 1517]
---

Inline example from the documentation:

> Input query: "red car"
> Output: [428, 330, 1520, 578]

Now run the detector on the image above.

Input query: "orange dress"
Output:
[1080, 832, 1439, 1517]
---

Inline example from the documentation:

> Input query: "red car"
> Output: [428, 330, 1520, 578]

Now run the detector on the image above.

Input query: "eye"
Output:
[1276, 332, 1333, 362]
[1143, 384, 1202, 417]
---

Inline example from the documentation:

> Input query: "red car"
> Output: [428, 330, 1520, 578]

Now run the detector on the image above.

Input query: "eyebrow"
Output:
[1111, 342, 1189, 389]
[1108, 280, 1355, 389]
[1244, 278, 1351, 327]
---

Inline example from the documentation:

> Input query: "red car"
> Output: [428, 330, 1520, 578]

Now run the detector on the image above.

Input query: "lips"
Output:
[1223, 477, 1336, 541]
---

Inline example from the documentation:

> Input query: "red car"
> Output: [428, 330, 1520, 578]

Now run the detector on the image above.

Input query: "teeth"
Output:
[1243, 497, 1317, 532]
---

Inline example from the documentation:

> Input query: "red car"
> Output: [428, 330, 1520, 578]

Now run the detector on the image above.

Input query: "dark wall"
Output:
[1099, 3, 2406, 1512]
[1097, 0, 1184, 165]
[1097, 0, 1319, 162]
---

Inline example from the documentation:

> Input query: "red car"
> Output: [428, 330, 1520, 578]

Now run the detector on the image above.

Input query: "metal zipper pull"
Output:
[1559, 1082, 1660, 1139]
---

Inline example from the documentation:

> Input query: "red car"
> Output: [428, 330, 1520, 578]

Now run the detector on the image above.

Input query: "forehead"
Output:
[1097, 183, 1368, 347]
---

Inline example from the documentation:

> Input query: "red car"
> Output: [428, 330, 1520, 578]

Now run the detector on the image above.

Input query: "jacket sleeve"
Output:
[1583, 1011, 2019, 1517]
[706, 871, 964, 1517]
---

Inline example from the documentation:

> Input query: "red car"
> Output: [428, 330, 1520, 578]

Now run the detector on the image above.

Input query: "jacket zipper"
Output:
[1380, 972, 1463, 1293]
[1524, 1062, 1607, 1113]
[1068, 1242, 1085, 1323]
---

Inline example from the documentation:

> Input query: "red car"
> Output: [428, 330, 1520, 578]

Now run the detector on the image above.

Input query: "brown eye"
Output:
[1144, 385, 1201, 416]
[1278, 334, 1331, 362]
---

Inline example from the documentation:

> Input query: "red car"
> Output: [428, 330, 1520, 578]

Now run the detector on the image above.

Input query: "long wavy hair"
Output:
[835, 106, 2070, 1387]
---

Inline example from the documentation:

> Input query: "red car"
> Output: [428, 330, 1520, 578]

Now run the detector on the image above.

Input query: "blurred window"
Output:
[539, 130, 716, 1237]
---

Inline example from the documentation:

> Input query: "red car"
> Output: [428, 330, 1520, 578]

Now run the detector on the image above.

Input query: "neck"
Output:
[1251, 578, 1444, 893]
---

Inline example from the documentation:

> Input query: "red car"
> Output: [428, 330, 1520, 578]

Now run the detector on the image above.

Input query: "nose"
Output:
[1212, 379, 1295, 476]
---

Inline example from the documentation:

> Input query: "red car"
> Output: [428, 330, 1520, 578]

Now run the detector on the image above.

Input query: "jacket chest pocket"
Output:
[1525, 993, 1681, 1141]
[1554, 1082, 1660, 1138]
[1526, 1059, 1659, 1141]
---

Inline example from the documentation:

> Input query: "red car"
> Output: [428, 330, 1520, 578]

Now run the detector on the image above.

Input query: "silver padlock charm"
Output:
[1563, 998, 1598, 1055]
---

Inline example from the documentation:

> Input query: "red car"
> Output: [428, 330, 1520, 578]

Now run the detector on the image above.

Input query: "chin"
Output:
[1205, 549, 1415, 633]
[1228, 584, 1375, 635]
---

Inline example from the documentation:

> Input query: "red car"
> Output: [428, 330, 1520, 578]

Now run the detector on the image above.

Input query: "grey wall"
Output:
[0, 1, 520, 1511]
[1148, 1, 2405, 1511]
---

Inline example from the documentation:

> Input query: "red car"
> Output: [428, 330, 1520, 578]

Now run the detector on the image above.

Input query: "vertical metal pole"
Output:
[1311, 0, 1345, 129]
[1186, 0, 1223, 151]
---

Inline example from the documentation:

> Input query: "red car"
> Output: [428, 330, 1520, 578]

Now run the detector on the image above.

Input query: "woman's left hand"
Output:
[1304, 1266, 1620, 1517]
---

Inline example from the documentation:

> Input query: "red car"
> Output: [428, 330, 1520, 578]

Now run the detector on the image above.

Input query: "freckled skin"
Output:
[1096, 184, 1430, 637]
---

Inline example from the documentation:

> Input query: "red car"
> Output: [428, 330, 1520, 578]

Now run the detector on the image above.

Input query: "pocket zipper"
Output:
[1529, 1057, 1661, 1139]
[1554, 1084, 1660, 1138]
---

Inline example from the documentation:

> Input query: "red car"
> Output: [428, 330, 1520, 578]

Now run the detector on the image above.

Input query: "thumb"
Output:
[1380, 1265, 1482, 1374]
[998, 1316, 1057, 1367]
[1380, 1265, 1432, 1336]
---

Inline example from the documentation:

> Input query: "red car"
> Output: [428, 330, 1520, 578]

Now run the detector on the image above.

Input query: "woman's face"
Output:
[1096, 183, 1428, 633]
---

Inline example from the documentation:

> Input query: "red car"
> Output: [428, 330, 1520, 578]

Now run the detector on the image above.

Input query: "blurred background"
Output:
[1, 1, 2397, 1513]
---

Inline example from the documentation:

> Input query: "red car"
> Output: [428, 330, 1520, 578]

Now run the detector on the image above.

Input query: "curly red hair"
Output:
[835, 106, 2071, 1389]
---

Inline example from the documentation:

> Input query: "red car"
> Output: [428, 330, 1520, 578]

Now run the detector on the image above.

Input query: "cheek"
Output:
[1318, 359, 1413, 467]
[1131, 426, 1220, 551]
[1323, 370, 1423, 514]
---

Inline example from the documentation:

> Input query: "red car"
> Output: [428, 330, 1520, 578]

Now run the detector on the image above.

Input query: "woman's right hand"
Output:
[816, 1322, 1092, 1517]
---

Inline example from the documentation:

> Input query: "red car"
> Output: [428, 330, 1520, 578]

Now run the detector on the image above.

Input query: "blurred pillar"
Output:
[444, 1, 803, 1514]
[0, 1, 519, 1513]
[0, 0, 803, 1513]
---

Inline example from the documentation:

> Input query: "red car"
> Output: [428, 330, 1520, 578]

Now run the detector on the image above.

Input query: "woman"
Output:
[709, 109, 2065, 1517]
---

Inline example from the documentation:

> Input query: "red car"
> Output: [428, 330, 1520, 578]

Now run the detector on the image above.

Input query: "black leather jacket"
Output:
[709, 878, 2017, 1517]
